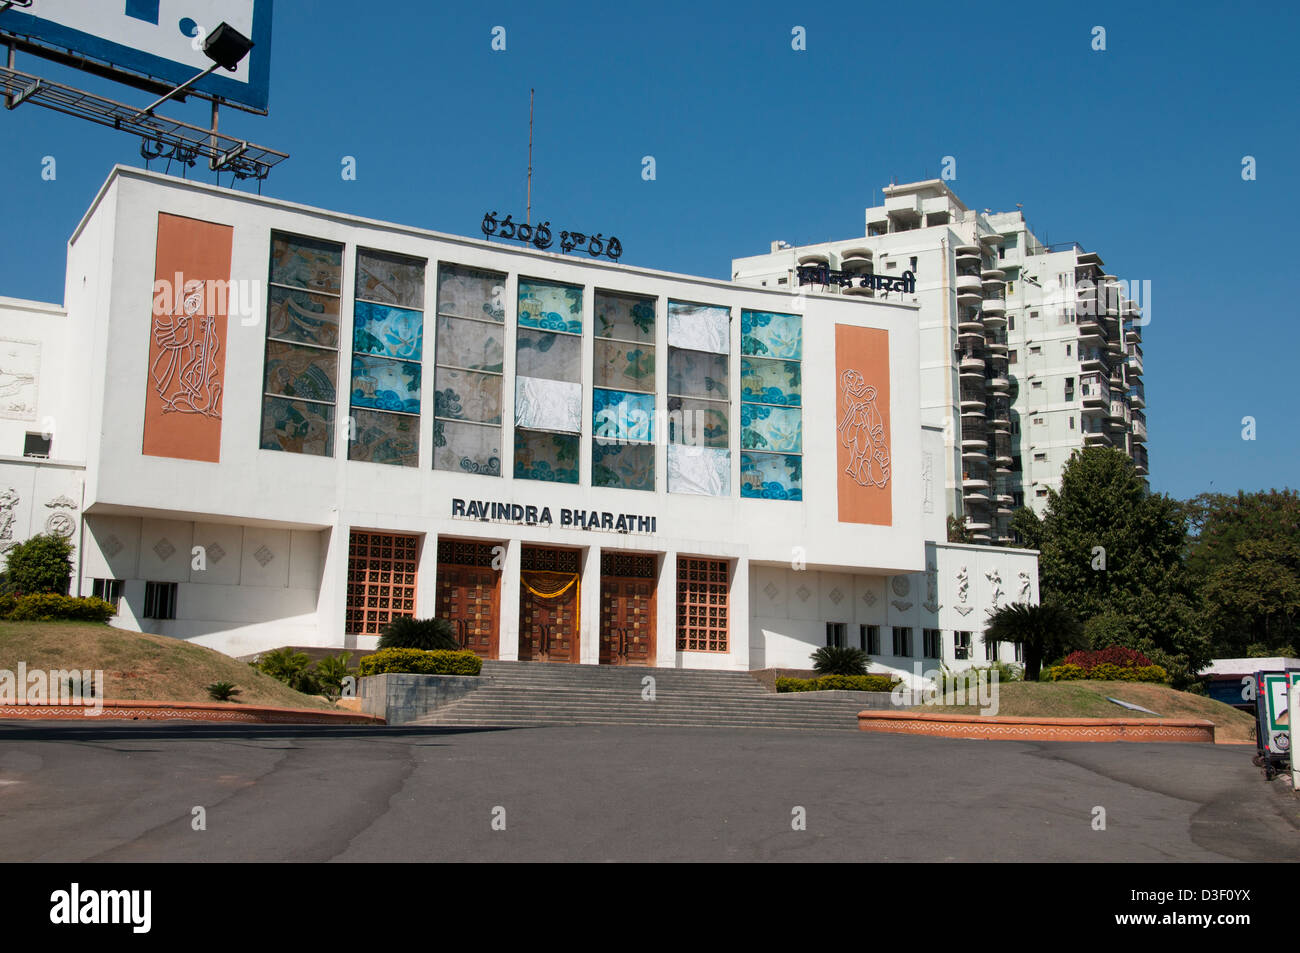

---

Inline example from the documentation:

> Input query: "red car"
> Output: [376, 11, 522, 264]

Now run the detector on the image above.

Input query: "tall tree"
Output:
[984, 603, 1085, 681]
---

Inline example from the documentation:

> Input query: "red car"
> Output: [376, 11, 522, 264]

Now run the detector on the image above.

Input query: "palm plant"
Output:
[810, 645, 869, 676]
[379, 616, 459, 651]
[984, 602, 1085, 680]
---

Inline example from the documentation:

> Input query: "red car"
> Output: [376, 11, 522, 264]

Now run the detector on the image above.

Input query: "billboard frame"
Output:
[0, 0, 273, 112]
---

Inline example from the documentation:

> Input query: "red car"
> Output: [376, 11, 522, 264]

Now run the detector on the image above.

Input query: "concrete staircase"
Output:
[408, 661, 878, 730]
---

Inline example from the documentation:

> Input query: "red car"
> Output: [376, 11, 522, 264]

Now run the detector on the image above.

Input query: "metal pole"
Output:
[526, 87, 533, 226]
[210, 98, 219, 177]
[5, 42, 13, 110]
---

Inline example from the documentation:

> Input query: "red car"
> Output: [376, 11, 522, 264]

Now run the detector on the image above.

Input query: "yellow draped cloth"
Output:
[520, 570, 580, 636]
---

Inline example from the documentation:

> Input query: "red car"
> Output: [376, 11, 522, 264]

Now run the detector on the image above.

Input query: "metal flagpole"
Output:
[526, 88, 533, 226]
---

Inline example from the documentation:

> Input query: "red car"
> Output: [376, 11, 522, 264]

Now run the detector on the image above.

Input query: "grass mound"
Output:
[0, 621, 335, 710]
[927, 680, 1256, 743]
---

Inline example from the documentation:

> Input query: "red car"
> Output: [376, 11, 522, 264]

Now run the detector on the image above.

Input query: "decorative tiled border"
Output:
[0, 700, 384, 725]
[857, 711, 1214, 743]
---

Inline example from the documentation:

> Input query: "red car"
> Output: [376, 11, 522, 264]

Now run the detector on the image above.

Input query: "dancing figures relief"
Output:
[837, 368, 890, 489]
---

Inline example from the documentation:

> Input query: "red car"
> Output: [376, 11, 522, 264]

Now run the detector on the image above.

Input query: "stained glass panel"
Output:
[593, 388, 654, 443]
[435, 314, 504, 372]
[353, 301, 424, 361]
[349, 408, 418, 467]
[269, 234, 342, 294]
[434, 419, 501, 475]
[437, 264, 506, 322]
[667, 398, 728, 448]
[515, 377, 582, 433]
[517, 328, 581, 381]
[740, 452, 802, 500]
[268, 287, 340, 348]
[668, 348, 728, 400]
[264, 340, 338, 403]
[741, 310, 802, 359]
[667, 444, 730, 497]
[592, 441, 654, 492]
[261, 396, 334, 456]
[594, 339, 655, 392]
[518, 279, 583, 334]
[514, 428, 579, 484]
[595, 291, 655, 343]
[351, 354, 421, 414]
[434, 367, 502, 424]
[740, 356, 801, 407]
[740, 403, 802, 453]
[356, 249, 425, 310]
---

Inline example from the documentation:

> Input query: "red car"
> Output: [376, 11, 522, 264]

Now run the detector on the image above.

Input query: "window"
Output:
[892, 626, 912, 657]
[826, 622, 847, 648]
[23, 432, 51, 458]
[1029, 345, 1041, 355]
[923, 628, 941, 659]
[1033, 452, 1046, 461]
[1032, 417, 1044, 426]
[515, 279, 584, 483]
[1069, 417, 1076, 430]
[1065, 343, 1072, 357]
[1031, 381, 1043, 389]
[91, 578, 123, 611]
[1036, 487, 1048, 497]
[984, 636, 998, 661]
[143, 581, 178, 620]
[861, 624, 880, 654]
[1009, 349, 1017, 365]
[909, 256, 917, 272]
[740, 310, 802, 500]
[676, 556, 729, 652]
[954, 631, 971, 660]
[1008, 316, 1015, 331]
[1015, 643, 1024, 662]
[349, 248, 426, 467]
[346, 531, 419, 635]
[998, 247, 1006, 260]
[668, 301, 731, 496]
[593, 291, 656, 491]
[261, 233, 344, 456]
[433, 264, 506, 475]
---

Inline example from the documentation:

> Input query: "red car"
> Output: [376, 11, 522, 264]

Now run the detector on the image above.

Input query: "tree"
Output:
[947, 514, 973, 544]
[1186, 490, 1300, 658]
[3, 533, 74, 594]
[811, 646, 868, 676]
[378, 616, 459, 651]
[984, 602, 1085, 680]
[1009, 506, 1043, 551]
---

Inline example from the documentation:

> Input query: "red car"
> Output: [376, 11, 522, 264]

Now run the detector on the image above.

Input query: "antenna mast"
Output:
[526, 88, 534, 226]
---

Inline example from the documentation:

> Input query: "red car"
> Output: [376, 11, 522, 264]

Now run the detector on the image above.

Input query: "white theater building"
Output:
[0, 166, 1037, 679]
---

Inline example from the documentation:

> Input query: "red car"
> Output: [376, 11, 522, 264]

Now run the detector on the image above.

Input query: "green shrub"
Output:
[1043, 662, 1167, 683]
[312, 652, 353, 695]
[2, 533, 74, 594]
[810, 646, 869, 676]
[7, 594, 116, 622]
[378, 616, 459, 651]
[0, 593, 16, 618]
[357, 648, 482, 677]
[206, 681, 241, 702]
[776, 674, 898, 693]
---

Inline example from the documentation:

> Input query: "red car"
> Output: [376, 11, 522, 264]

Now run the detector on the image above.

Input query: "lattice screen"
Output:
[676, 556, 729, 652]
[346, 531, 419, 634]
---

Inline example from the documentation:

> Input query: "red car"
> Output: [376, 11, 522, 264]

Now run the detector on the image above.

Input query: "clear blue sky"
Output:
[0, 0, 1294, 502]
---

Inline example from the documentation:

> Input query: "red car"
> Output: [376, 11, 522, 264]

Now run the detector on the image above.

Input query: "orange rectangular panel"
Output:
[835, 324, 892, 526]
[143, 213, 234, 462]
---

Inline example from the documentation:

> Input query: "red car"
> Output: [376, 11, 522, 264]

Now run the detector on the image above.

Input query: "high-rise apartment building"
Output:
[731, 179, 1147, 544]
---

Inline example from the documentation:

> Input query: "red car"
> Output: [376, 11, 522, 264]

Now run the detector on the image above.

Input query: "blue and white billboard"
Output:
[0, 0, 273, 110]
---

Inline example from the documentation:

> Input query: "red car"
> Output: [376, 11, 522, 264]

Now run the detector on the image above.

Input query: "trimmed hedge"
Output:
[776, 674, 899, 693]
[1043, 662, 1168, 683]
[3, 594, 117, 622]
[357, 648, 483, 677]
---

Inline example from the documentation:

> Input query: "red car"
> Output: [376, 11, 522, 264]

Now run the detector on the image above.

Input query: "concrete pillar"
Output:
[579, 543, 601, 664]
[730, 556, 751, 671]
[318, 522, 351, 649]
[416, 532, 439, 622]
[656, 549, 677, 668]
[497, 537, 522, 660]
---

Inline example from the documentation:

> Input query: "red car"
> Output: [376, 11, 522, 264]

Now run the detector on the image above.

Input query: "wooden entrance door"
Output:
[517, 547, 581, 663]
[435, 540, 501, 660]
[599, 553, 657, 666]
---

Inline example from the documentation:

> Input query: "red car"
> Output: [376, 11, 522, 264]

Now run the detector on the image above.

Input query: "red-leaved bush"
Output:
[1063, 646, 1151, 671]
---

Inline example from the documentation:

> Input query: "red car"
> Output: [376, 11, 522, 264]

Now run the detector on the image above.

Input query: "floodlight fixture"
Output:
[202, 23, 254, 72]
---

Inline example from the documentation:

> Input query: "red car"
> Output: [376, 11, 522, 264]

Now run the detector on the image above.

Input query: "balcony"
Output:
[1080, 348, 1107, 373]
[955, 244, 982, 258]
[959, 352, 986, 376]
[956, 272, 983, 294]
[1109, 398, 1129, 422]
[1133, 445, 1149, 475]
[1127, 346, 1143, 377]
[981, 269, 1007, 286]
[980, 293, 1006, 317]
[1129, 381, 1145, 408]
[797, 251, 830, 267]
[961, 420, 988, 454]
[838, 247, 873, 271]
[993, 433, 1013, 464]
[1132, 411, 1147, 443]
[1080, 377, 1110, 412]
[1084, 430, 1111, 447]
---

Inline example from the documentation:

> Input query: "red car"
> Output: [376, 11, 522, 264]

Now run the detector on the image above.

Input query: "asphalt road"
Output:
[0, 722, 1296, 862]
